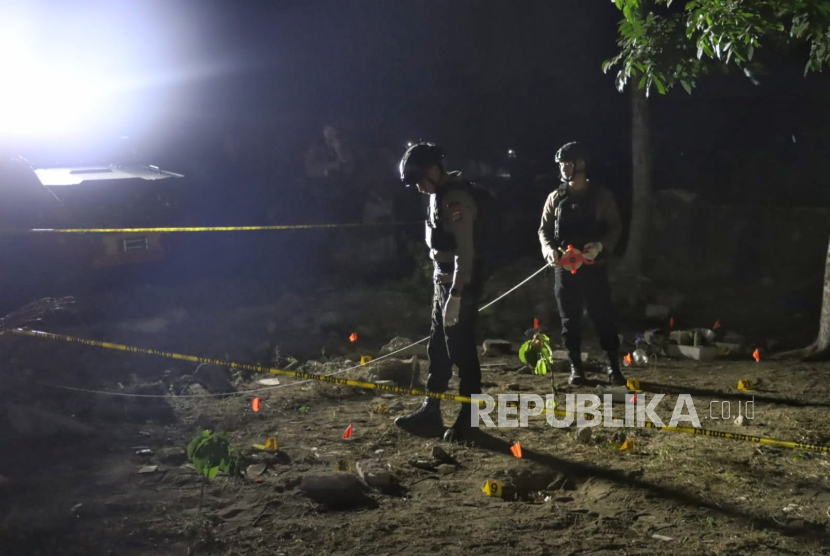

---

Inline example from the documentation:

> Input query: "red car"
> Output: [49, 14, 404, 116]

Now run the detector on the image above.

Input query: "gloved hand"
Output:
[582, 242, 603, 261]
[545, 250, 560, 267]
[443, 294, 461, 327]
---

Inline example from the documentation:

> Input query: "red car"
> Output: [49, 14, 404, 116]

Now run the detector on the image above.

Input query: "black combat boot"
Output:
[606, 354, 626, 386]
[568, 352, 586, 385]
[395, 397, 443, 434]
[443, 403, 478, 443]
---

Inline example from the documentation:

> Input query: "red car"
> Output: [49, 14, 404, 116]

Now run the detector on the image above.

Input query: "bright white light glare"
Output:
[407, 142, 414, 147]
[0, 32, 112, 136]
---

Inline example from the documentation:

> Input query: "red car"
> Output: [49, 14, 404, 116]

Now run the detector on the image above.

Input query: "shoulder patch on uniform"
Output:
[451, 208, 463, 221]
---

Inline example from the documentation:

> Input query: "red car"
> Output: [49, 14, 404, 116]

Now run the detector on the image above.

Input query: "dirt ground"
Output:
[2, 259, 830, 556]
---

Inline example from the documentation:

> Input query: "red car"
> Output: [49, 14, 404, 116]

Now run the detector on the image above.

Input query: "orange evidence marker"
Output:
[752, 348, 760, 362]
[510, 442, 522, 459]
[349, 332, 358, 343]
[533, 318, 539, 329]
[713, 319, 722, 329]
[252, 397, 261, 412]
[342, 424, 353, 439]
[629, 393, 637, 405]
[623, 353, 632, 366]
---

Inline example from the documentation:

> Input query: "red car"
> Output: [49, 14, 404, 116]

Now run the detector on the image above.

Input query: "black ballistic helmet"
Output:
[555, 141, 589, 166]
[399, 142, 444, 187]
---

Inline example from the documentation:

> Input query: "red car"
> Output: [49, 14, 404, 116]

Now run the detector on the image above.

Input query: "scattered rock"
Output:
[193, 364, 235, 394]
[551, 350, 588, 362]
[135, 448, 154, 456]
[379, 337, 429, 359]
[783, 503, 801, 513]
[431, 446, 459, 466]
[138, 465, 158, 474]
[482, 339, 513, 357]
[409, 460, 436, 472]
[507, 466, 558, 494]
[652, 534, 674, 542]
[160, 448, 187, 465]
[366, 357, 420, 388]
[246, 464, 267, 479]
[257, 378, 281, 386]
[193, 414, 217, 432]
[355, 460, 393, 488]
[299, 473, 375, 510]
[576, 427, 592, 444]
[644, 304, 670, 319]
[734, 415, 747, 426]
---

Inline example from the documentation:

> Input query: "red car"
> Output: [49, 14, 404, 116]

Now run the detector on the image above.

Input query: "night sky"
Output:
[6, 0, 830, 202]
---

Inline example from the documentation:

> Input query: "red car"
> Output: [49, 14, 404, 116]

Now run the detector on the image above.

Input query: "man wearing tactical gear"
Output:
[538, 141, 626, 386]
[395, 142, 485, 443]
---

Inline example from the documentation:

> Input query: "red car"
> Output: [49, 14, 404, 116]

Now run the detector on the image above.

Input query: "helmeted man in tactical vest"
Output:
[538, 141, 626, 386]
[395, 142, 487, 443]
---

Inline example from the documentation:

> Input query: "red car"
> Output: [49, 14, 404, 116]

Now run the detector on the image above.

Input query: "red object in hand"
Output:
[556, 245, 594, 274]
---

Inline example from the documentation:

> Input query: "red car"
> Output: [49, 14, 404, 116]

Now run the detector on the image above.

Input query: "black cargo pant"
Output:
[554, 263, 620, 364]
[425, 275, 483, 398]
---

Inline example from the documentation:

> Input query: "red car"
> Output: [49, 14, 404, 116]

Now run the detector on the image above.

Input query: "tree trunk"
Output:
[622, 84, 652, 274]
[771, 232, 830, 361]
[814, 233, 830, 356]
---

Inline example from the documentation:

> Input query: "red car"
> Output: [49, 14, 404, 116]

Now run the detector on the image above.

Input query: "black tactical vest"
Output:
[553, 183, 607, 255]
[424, 180, 483, 253]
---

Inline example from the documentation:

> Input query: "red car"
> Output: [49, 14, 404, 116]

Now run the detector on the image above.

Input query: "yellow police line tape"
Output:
[12, 221, 416, 234]
[5, 327, 829, 454]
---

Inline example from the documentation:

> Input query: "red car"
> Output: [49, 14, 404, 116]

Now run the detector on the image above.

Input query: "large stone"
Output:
[665, 344, 718, 361]
[379, 337, 429, 359]
[366, 357, 420, 388]
[355, 460, 393, 488]
[299, 473, 376, 510]
[193, 364, 235, 394]
[160, 448, 188, 465]
[482, 339, 513, 357]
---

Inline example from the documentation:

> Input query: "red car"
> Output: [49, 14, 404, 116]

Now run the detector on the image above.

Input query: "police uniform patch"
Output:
[452, 210, 462, 221]
[447, 201, 463, 221]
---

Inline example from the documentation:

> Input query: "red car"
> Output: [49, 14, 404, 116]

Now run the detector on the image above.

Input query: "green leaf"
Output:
[518, 341, 530, 364]
[207, 466, 219, 480]
[653, 74, 666, 94]
[747, 44, 754, 60]
[624, 5, 633, 22]
[681, 80, 693, 94]
[535, 359, 548, 376]
[187, 437, 201, 460]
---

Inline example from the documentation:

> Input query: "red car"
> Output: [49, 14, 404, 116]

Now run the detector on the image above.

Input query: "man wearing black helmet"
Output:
[394, 142, 486, 443]
[538, 141, 626, 386]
